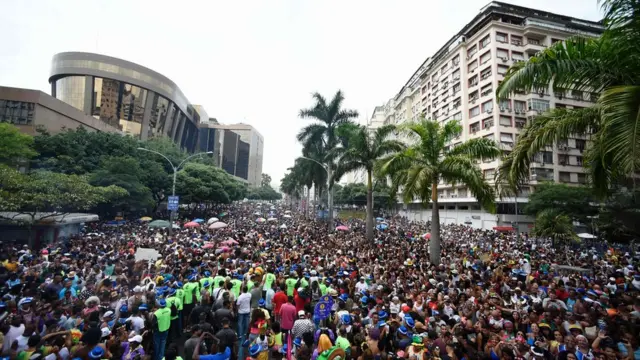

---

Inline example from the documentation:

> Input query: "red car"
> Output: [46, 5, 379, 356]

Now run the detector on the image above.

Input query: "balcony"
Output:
[515, 120, 526, 129]
[480, 89, 493, 97]
[524, 39, 545, 55]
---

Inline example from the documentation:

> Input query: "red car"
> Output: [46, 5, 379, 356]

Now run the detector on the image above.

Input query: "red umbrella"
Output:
[203, 242, 215, 249]
[184, 221, 200, 228]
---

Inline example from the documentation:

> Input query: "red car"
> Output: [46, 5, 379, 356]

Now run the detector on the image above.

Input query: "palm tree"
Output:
[297, 90, 359, 230]
[280, 170, 302, 208]
[332, 125, 404, 242]
[378, 119, 501, 265]
[531, 209, 578, 248]
[496, 0, 640, 197]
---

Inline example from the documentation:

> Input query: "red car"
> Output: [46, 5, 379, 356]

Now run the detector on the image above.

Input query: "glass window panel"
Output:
[118, 83, 147, 137]
[94, 78, 121, 128]
[55, 76, 86, 112]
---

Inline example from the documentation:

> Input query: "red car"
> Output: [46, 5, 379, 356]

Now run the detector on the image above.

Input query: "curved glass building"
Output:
[49, 52, 199, 152]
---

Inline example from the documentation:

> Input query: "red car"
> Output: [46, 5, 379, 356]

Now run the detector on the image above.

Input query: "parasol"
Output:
[209, 222, 227, 229]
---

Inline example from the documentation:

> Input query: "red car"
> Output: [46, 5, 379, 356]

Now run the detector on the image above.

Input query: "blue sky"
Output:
[0, 0, 602, 186]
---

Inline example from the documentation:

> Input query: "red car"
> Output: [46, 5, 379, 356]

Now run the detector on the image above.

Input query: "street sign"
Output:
[168, 196, 179, 211]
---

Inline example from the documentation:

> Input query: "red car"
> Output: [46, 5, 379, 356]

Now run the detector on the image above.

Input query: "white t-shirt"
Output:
[126, 315, 146, 334]
[15, 335, 30, 352]
[355, 282, 367, 293]
[2, 324, 24, 353]
[237, 293, 252, 314]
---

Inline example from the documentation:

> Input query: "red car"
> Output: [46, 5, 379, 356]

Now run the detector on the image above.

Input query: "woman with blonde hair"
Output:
[312, 334, 333, 360]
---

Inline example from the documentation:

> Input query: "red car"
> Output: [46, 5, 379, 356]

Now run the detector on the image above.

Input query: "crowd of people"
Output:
[1, 203, 639, 360]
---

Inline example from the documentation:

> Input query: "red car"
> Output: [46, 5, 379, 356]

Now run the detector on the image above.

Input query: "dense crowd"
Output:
[1, 203, 639, 360]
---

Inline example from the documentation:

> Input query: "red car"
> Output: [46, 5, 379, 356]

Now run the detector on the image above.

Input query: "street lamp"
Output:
[137, 148, 213, 237]
[298, 156, 333, 232]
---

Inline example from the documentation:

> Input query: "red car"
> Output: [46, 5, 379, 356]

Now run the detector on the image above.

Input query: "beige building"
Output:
[370, 1, 603, 230]
[0, 86, 122, 136]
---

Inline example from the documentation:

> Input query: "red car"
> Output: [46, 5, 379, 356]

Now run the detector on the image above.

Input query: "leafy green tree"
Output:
[532, 209, 578, 247]
[523, 183, 597, 223]
[261, 174, 272, 188]
[333, 125, 404, 241]
[280, 170, 303, 207]
[0, 124, 38, 166]
[297, 90, 359, 229]
[378, 119, 501, 264]
[90, 156, 155, 215]
[246, 185, 282, 201]
[496, 0, 640, 196]
[0, 165, 127, 223]
[335, 183, 367, 204]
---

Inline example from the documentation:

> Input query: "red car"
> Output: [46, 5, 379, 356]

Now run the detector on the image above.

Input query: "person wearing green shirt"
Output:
[263, 272, 276, 293]
[153, 299, 172, 360]
[213, 273, 225, 289]
[230, 277, 242, 299]
[183, 275, 200, 328]
[166, 288, 183, 342]
[246, 278, 255, 291]
[285, 273, 298, 297]
[319, 282, 327, 296]
[200, 271, 214, 295]
[300, 277, 309, 289]
[175, 283, 185, 333]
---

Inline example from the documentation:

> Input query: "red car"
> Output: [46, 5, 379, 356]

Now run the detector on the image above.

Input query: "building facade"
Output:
[197, 122, 263, 187]
[49, 52, 200, 152]
[371, 2, 603, 230]
[0, 86, 122, 136]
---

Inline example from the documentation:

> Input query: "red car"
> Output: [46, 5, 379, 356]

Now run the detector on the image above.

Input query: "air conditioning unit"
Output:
[486, 109, 492, 113]
[501, 58, 508, 62]
[499, 107, 505, 112]
[538, 91, 545, 97]
[560, 161, 566, 165]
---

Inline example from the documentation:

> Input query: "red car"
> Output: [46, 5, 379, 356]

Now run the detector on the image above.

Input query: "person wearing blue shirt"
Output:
[59, 280, 77, 300]
[192, 333, 231, 360]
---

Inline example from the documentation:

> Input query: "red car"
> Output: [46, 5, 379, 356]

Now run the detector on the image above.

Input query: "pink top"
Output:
[280, 303, 297, 330]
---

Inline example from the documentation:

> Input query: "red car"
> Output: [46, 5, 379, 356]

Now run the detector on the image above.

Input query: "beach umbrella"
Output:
[375, 217, 384, 222]
[422, 233, 431, 240]
[336, 225, 349, 231]
[284, 210, 291, 214]
[172, 224, 180, 229]
[254, 212, 261, 215]
[280, 224, 287, 229]
[267, 217, 277, 222]
[207, 217, 219, 224]
[203, 243, 215, 249]
[225, 238, 239, 245]
[256, 217, 266, 223]
[148, 220, 171, 228]
[283, 214, 292, 218]
[139, 217, 153, 222]
[217, 246, 231, 252]
[184, 222, 200, 228]
[376, 223, 389, 230]
[209, 222, 227, 229]
[193, 218, 205, 223]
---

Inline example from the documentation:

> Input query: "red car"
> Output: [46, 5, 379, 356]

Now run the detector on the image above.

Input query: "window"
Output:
[500, 133, 514, 144]
[511, 51, 524, 61]
[480, 35, 491, 49]
[515, 117, 526, 129]
[432, 72, 439, 81]
[576, 156, 584, 166]
[499, 99, 511, 110]
[527, 38, 541, 45]
[467, 45, 477, 58]
[480, 67, 492, 80]
[453, 83, 461, 94]
[479, 51, 491, 64]
[55, 76, 86, 112]
[483, 117, 494, 129]
[468, 76, 479, 87]
[575, 139, 586, 151]
[533, 168, 554, 181]
[470, 122, 480, 133]
[551, 38, 561, 44]
[535, 151, 554, 164]
[511, 35, 523, 46]
[482, 100, 493, 113]
[452, 55, 460, 66]
[499, 116, 512, 126]
[578, 173, 587, 184]
[497, 48, 509, 59]
[514, 100, 527, 112]
[0, 101, 35, 125]
[452, 69, 460, 80]
[559, 171, 571, 183]
[469, 90, 479, 102]
[441, 63, 448, 73]
[558, 154, 569, 165]
[496, 32, 508, 43]
[527, 99, 550, 112]
[498, 65, 509, 75]
[452, 111, 462, 120]
[484, 169, 496, 180]
[469, 106, 480, 117]
[468, 60, 478, 73]
[481, 84, 493, 97]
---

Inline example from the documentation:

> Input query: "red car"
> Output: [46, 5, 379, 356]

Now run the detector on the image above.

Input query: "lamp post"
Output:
[298, 156, 333, 232]
[137, 148, 213, 237]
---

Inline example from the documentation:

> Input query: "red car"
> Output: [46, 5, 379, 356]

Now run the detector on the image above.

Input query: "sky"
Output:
[0, 0, 602, 187]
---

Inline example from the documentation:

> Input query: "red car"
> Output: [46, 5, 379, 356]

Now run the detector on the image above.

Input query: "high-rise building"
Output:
[197, 122, 264, 187]
[372, 1, 603, 229]
[49, 52, 202, 152]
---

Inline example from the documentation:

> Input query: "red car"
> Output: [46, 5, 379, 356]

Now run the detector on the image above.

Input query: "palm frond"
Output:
[447, 137, 501, 160]
[440, 155, 496, 212]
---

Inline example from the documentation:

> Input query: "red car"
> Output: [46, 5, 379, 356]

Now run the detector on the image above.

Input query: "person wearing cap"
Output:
[165, 288, 183, 342]
[120, 334, 145, 360]
[191, 331, 230, 360]
[152, 298, 171, 360]
[183, 275, 200, 328]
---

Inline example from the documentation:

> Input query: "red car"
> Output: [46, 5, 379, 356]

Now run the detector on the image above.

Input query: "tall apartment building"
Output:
[371, 1, 603, 229]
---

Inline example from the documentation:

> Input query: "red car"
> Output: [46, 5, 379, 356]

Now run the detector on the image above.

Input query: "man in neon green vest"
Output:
[165, 288, 182, 342]
[262, 269, 276, 299]
[153, 298, 171, 360]
[230, 275, 242, 299]
[200, 271, 214, 295]
[285, 272, 298, 297]
[213, 270, 226, 289]
[182, 274, 200, 328]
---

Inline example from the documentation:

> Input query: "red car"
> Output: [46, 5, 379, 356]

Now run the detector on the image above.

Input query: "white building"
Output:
[374, 1, 603, 230]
